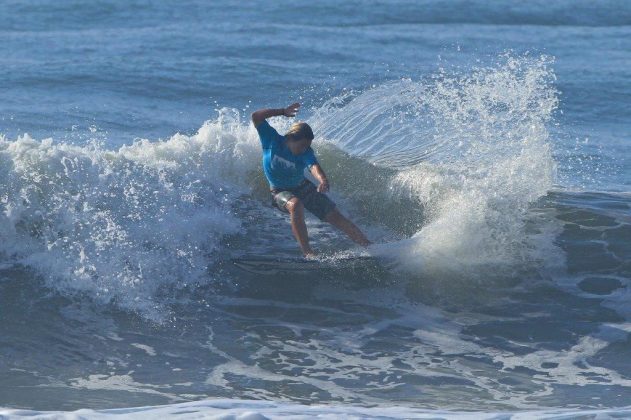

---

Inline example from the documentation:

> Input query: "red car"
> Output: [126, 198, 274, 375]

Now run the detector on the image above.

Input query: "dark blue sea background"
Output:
[0, 1, 630, 418]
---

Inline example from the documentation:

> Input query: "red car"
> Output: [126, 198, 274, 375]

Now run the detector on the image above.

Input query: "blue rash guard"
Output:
[256, 120, 318, 189]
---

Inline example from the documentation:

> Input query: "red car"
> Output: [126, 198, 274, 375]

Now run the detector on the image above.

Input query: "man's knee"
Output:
[285, 198, 304, 214]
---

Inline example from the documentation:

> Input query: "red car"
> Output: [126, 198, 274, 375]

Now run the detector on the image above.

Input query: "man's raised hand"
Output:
[283, 102, 300, 117]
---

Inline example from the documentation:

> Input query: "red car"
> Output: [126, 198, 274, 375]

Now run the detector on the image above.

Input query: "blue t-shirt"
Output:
[256, 120, 318, 189]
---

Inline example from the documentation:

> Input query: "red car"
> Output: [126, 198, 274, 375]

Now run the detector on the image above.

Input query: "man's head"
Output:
[285, 122, 314, 155]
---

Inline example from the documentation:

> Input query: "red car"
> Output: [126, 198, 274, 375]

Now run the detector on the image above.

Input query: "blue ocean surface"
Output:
[0, 1, 630, 418]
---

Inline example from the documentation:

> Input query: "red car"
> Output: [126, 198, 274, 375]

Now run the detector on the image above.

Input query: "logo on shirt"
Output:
[272, 154, 296, 170]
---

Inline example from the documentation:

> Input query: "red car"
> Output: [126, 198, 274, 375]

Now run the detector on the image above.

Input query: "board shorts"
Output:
[271, 179, 336, 221]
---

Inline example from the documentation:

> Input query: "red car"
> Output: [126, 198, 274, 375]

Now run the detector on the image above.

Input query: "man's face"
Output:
[288, 138, 311, 155]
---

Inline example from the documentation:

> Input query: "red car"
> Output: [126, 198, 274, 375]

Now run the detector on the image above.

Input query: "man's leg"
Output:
[285, 197, 315, 256]
[325, 209, 372, 247]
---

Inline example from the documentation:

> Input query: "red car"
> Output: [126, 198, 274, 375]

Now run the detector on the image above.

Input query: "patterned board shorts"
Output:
[271, 179, 336, 221]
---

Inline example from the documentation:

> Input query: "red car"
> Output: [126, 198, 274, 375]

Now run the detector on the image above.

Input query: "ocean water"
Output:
[0, 0, 630, 418]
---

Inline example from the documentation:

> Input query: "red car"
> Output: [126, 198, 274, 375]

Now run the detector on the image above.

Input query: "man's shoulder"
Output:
[256, 120, 283, 137]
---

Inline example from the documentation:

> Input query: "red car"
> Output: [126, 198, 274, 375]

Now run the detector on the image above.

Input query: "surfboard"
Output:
[231, 255, 382, 275]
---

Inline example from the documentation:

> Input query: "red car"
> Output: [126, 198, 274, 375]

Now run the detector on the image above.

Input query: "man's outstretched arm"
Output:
[251, 103, 300, 127]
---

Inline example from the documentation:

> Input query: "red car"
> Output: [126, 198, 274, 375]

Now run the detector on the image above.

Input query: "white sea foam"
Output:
[2, 398, 631, 419]
[0, 110, 262, 319]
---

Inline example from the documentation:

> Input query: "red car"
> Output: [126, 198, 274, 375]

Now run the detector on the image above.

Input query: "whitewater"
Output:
[1, 1, 630, 418]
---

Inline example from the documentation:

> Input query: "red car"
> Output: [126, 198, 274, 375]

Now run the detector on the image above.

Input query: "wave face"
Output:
[0, 55, 560, 316]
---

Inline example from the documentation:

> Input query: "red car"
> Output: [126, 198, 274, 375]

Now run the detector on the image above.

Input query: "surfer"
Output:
[252, 102, 371, 257]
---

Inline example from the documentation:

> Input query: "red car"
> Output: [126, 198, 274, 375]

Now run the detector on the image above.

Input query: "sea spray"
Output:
[312, 54, 560, 279]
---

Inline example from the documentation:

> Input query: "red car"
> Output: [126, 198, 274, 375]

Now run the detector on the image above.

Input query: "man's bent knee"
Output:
[285, 198, 304, 214]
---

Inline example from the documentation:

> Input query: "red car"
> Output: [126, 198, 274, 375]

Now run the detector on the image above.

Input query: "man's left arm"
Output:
[309, 164, 330, 193]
